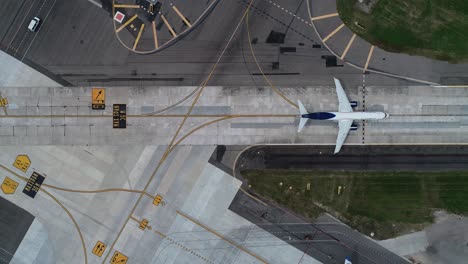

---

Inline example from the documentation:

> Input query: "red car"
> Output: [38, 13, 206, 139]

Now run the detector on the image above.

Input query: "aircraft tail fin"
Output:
[297, 100, 309, 132]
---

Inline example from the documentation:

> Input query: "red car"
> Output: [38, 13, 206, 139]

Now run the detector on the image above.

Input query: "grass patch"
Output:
[242, 169, 468, 239]
[336, 0, 468, 62]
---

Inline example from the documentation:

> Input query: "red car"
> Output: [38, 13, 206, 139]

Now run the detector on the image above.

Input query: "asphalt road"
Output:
[0, 196, 35, 263]
[237, 145, 468, 171]
[221, 145, 468, 264]
[0, 0, 417, 87]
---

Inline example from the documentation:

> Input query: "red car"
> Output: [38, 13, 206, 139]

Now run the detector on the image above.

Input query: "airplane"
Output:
[297, 78, 389, 154]
[344, 256, 352, 264]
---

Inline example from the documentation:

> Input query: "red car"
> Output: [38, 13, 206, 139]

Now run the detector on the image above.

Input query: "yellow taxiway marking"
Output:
[172, 5, 192, 27]
[133, 24, 145, 51]
[340, 33, 356, 60]
[0, 97, 8, 107]
[13, 154, 31, 173]
[0, 164, 88, 263]
[116, 14, 138, 33]
[176, 210, 268, 264]
[92, 88, 105, 104]
[92, 241, 107, 257]
[113, 4, 139, 8]
[153, 230, 166, 238]
[110, 251, 128, 264]
[246, 12, 298, 108]
[0, 95, 8, 115]
[0, 114, 295, 119]
[364, 45, 375, 72]
[101, 2, 256, 262]
[151, 21, 159, 49]
[153, 194, 163, 206]
[322, 23, 345, 42]
[1, 177, 19, 194]
[161, 14, 177, 37]
[311, 12, 339, 21]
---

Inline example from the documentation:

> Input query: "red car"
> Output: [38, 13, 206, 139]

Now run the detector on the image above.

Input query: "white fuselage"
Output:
[327, 112, 388, 120]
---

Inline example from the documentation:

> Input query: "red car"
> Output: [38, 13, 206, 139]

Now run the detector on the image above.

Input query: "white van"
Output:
[28, 17, 40, 32]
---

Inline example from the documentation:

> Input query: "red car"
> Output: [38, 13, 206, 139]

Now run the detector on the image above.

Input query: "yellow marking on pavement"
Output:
[153, 230, 167, 238]
[133, 24, 145, 51]
[138, 219, 149, 230]
[92, 88, 105, 104]
[172, 5, 192, 27]
[101, 2, 256, 262]
[153, 194, 163, 206]
[245, 12, 298, 108]
[42, 184, 153, 197]
[110, 251, 128, 264]
[151, 21, 159, 49]
[1, 177, 18, 194]
[92, 241, 107, 257]
[116, 14, 138, 33]
[113, 4, 139, 8]
[176, 210, 268, 264]
[364, 45, 375, 73]
[340, 33, 356, 60]
[13, 155, 31, 173]
[161, 14, 177, 37]
[0, 96, 8, 115]
[0, 114, 295, 119]
[0, 97, 8, 107]
[311, 13, 339, 21]
[322, 23, 345, 42]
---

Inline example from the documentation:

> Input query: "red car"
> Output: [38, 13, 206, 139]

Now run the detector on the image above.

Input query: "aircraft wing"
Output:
[334, 120, 352, 154]
[334, 78, 353, 113]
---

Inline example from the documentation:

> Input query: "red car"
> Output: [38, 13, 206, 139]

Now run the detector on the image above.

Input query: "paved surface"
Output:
[235, 145, 468, 171]
[0, 145, 323, 264]
[1, 84, 468, 146]
[307, 0, 468, 85]
[231, 144, 468, 264]
[0, 0, 427, 87]
[0, 196, 34, 263]
[0, 51, 61, 87]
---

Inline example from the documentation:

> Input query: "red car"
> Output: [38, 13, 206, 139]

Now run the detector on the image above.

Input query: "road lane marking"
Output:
[363, 45, 375, 73]
[323, 23, 345, 42]
[340, 33, 356, 60]
[311, 13, 339, 21]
